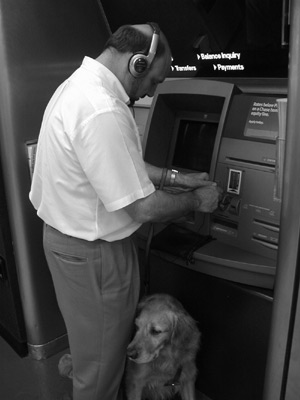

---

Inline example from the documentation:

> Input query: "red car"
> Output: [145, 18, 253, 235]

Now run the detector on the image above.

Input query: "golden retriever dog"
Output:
[126, 293, 201, 400]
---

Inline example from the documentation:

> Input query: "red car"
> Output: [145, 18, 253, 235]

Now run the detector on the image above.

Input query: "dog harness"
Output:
[164, 365, 183, 388]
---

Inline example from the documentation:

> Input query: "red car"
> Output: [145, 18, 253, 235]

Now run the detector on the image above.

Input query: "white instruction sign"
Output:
[245, 99, 278, 140]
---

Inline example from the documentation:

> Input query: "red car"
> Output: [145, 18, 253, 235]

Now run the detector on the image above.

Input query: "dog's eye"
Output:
[150, 327, 162, 336]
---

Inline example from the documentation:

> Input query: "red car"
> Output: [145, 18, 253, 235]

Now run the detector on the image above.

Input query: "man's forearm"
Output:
[144, 162, 213, 189]
[145, 163, 171, 187]
[124, 188, 200, 224]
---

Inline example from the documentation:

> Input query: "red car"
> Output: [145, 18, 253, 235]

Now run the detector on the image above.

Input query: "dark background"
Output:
[101, 0, 289, 78]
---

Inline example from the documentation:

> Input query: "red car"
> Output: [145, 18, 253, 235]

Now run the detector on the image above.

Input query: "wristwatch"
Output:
[170, 169, 179, 186]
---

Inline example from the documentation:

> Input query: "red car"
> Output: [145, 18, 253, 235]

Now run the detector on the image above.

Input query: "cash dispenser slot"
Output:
[253, 218, 280, 233]
[252, 218, 279, 251]
[225, 157, 276, 171]
[252, 236, 279, 250]
[211, 216, 238, 237]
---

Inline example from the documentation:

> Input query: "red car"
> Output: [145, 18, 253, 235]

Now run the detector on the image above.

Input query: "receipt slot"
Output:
[227, 169, 242, 194]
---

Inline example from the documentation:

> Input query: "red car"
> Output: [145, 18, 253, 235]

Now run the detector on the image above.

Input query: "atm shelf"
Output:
[193, 240, 276, 272]
[192, 240, 276, 289]
[137, 226, 276, 289]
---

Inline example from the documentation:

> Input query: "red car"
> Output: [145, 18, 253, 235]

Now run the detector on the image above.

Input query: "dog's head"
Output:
[127, 294, 200, 364]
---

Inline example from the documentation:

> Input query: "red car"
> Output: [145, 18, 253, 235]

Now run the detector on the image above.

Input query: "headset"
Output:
[128, 22, 160, 78]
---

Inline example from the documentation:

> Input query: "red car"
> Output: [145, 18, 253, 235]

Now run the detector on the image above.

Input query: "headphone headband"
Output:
[128, 22, 161, 78]
[147, 22, 160, 36]
[146, 22, 160, 65]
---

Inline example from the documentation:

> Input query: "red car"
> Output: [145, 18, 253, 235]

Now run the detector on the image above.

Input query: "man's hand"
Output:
[174, 171, 217, 189]
[193, 185, 223, 213]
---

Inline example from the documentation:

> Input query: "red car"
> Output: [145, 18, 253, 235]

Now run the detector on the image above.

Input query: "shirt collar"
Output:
[81, 56, 130, 105]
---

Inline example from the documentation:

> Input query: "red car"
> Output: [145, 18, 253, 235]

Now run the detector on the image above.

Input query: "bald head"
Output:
[98, 23, 172, 101]
[102, 23, 171, 65]
[133, 23, 155, 36]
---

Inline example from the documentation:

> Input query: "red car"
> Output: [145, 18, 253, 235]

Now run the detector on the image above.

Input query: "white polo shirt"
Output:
[29, 57, 155, 241]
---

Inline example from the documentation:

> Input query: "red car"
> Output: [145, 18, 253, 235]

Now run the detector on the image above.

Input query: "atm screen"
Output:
[171, 119, 218, 173]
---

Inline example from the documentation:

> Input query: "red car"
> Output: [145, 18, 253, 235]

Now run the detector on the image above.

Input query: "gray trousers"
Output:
[43, 224, 140, 400]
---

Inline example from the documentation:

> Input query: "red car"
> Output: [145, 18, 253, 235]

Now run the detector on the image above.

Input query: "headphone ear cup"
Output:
[129, 54, 149, 78]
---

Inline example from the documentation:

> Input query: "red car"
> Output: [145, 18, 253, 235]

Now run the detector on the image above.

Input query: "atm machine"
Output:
[142, 78, 285, 290]
[97, 1, 290, 398]
[1, 0, 297, 399]
[137, 77, 287, 400]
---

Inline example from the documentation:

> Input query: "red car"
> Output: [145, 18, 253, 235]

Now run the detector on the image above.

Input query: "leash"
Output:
[144, 167, 169, 295]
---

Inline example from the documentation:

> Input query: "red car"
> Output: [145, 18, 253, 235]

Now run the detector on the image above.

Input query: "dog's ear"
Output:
[137, 294, 156, 313]
[170, 310, 200, 349]
[136, 294, 154, 316]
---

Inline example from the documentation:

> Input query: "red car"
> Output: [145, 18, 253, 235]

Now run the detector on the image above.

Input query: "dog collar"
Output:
[164, 365, 183, 387]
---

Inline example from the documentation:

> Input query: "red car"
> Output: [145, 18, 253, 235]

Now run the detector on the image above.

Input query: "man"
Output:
[29, 23, 222, 400]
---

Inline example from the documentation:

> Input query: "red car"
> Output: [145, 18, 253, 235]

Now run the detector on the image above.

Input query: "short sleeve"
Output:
[71, 107, 155, 211]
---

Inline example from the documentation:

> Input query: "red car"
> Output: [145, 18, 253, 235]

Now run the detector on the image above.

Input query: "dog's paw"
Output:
[58, 353, 73, 379]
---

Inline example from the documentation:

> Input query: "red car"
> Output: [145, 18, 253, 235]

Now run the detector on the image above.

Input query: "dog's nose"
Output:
[127, 347, 139, 360]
